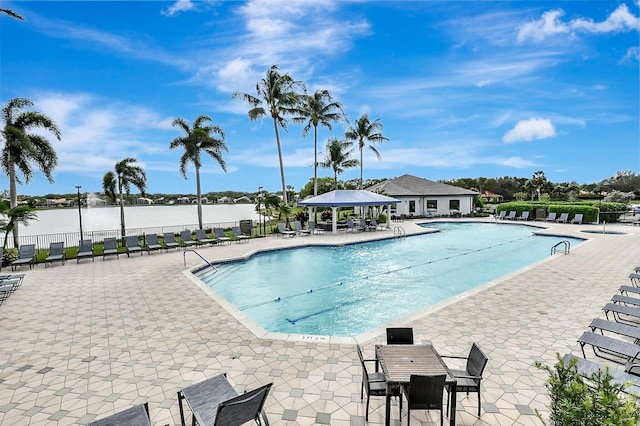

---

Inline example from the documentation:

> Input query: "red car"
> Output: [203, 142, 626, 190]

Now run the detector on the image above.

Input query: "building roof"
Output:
[367, 174, 478, 197]
[298, 190, 399, 207]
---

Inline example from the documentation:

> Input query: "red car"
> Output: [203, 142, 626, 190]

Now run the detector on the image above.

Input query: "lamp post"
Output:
[258, 186, 263, 236]
[76, 185, 84, 240]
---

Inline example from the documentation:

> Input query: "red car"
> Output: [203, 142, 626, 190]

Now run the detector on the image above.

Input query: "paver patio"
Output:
[1, 218, 639, 425]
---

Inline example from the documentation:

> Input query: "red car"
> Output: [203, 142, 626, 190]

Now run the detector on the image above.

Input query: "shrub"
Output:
[535, 354, 640, 426]
[2, 247, 17, 265]
[377, 213, 387, 224]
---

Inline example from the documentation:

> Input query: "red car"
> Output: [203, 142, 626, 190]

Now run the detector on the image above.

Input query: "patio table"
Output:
[376, 344, 457, 426]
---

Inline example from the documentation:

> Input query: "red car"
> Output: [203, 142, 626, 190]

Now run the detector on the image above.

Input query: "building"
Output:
[367, 174, 478, 217]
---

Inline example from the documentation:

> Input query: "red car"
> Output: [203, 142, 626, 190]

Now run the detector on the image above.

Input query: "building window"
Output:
[449, 200, 460, 210]
[427, 200, 437, 210]
[409, 200, 416, 214]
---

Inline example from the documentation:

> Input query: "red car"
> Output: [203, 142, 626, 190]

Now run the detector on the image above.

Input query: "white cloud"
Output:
[503, 118, 556, 143]
[621, 46, 640, 62]
[161, 0, 196, 17]
[518, 4, 640, 43]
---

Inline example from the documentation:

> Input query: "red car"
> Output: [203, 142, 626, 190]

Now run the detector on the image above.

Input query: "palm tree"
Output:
[0, 200, 37, 249]
[319, 138, 359, 190]
[232, 65, 303, 205]
[292, 90, 345, 196]
[344, 114, 389, 189]
[1, 97, 60, 247]
[0, 8, 24, 20]
[102, 158, 147, 238]
[169, 115, 228, 230]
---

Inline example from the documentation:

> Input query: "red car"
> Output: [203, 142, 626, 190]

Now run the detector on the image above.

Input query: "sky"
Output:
[1, 0, 639, 197]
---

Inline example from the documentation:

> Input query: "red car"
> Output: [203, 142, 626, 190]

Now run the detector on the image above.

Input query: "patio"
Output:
[0, 219, 639, 425]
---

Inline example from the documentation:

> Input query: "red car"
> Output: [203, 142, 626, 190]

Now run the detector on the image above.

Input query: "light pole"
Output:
[76, 185, 84, 240]
[258, 186, 263, 236]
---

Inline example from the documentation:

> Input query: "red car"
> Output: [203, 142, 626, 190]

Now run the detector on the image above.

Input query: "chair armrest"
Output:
[440, 355, 467, 359]
[451, 373, 482, 380]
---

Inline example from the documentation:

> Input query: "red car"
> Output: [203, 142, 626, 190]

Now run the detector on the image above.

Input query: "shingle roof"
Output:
[366, 174, 478, 196]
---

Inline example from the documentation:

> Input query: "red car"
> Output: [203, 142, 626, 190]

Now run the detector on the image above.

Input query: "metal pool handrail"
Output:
[183, 249, 217, 271]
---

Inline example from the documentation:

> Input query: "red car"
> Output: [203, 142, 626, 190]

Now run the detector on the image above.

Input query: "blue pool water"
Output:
[198, 222, 583, 337]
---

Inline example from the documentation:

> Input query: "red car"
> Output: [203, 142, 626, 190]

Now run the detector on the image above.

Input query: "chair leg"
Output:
[440, 408, 443, 426]
[365, 394, 370, 421]
[360, 380, 364, 400]
[477, 389, 481, 416]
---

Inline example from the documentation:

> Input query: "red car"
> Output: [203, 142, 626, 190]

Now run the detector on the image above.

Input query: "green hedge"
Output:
[496, 202, 601, 223]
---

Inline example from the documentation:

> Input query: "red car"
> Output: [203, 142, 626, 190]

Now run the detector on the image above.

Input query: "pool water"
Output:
[197, 222, 583, 337]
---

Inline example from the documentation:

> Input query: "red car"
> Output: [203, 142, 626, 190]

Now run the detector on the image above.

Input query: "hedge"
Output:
[495, 202, 607, 223]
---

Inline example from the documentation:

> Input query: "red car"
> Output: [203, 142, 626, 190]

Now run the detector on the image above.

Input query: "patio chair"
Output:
[356, 345, 401, 421]
[545, 212, 557, 222]
[633, 214, 640, 226]
[102, 237, 120, 259]
[124, 236, 143, 257]
[556, 212, 569, 223]
[603, 302, 640, 325]
[77, 239, 95, 263]
[145, 234, 164, 253]
[369, 218, 384, 230]
[89, 402, 151, 426]
[232, 226, 250, 243]
[293, 221, 310, 236]
[213, 227, 232, 245]
[571, 213, 583, 224]
[442, 342, 488, 417]
[177, 373, 272, 426]
[506, 211, 517, 220]
[308, 220, 323, 234]
[612, 294, 640, 307]
[619, 285, 640, 298]
[588, 318, 640, 344]
[577, 331, 640, 364]
[44, 242, 66, 267]
[162, 233, 180, 250]
[11, 244, 36, 270]
[180, 230, 198, 248]
[496, 211, 506, 220]
[562, 354, 640, 394]
[346, 218, 363, 232]
[386, 327, 414, 345]
[516, 211, 529, 221]
[277, 222, 295, 238]
[359, 218, 376, 231]
[630, 273, 640, 287]
[403, 374, 447, 426]
[195, 229, 216, 246]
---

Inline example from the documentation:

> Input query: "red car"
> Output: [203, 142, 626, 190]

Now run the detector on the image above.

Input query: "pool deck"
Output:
[1, 218, 639, 425]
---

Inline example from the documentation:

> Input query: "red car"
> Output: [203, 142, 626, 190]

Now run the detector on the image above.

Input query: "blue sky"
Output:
[1, 1, 639, 197]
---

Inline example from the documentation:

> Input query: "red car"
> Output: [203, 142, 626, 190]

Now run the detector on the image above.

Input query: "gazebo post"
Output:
[332, 207, 338, 234]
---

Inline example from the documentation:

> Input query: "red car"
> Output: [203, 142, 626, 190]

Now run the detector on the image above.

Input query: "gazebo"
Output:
[298, 190, 400, 234]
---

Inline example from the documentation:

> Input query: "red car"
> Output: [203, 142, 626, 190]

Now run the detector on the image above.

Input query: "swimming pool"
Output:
[197, 222, 583, 337]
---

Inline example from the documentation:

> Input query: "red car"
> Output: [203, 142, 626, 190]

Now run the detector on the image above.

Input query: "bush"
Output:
[377, 213, 387, 224]
[535, 354, 640, 426]
[497, 201, 600, 223]
[2, 247, 17, 265]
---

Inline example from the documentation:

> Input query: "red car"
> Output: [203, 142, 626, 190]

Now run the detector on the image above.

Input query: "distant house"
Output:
[191, 197, 210, 204]
[218, 196, 233, 204]
[479, 191, 503, 203]
[234, 196, 252, 204]
[177, 196, 191, 204]
[367, 174, 478, 217]
[135, 197, 154, 205]
[155, 197, 165, 204]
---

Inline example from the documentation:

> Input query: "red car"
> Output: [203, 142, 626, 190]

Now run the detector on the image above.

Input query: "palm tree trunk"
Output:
[8, 161, 19, 248]
[313, 125, 318, 197]
[359, 145, 364, 190]
[272, 119, 288, 204]
[196, 166, 203, 229]
[118, 181, 126, 238]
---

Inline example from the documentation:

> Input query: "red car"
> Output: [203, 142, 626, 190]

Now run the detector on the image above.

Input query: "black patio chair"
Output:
[124, 236, 144, 257]
[386, 327, 414, 345]
[232, 226, 250, 243]
[403, 374, 447, 426]
[162, 233, 180, 250]
[195, 229, 216, 246]
[11, 244, 36, 270]
[145, 233, 164, 253]
[89, 402, 151, 426]
[102, 237, 120, 259]
[77, 239, 95, 263]
[356, 345, 401, 421]
[44, 242, 66, 267]
[180, 230, 198, 248]
[213, 227, 232, 245]
[177, 373, 272, 426]
[442, 343, 488, 417]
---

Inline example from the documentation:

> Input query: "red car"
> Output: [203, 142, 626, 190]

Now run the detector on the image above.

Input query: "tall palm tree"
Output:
[102, 158, 146, 238]
[292, 90, 345, 196]
[169, 115, 228, 230]
[0, 8, 24, 20]
[319, 138, 359, 190]
[232, 65, 303, 204]
[344, 114, 389, 189]
[1, 97, 60, 246]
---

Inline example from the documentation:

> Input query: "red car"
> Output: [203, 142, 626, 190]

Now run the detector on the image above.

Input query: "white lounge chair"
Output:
[277, 222, 295, 238]
[571, 213, 583, 224]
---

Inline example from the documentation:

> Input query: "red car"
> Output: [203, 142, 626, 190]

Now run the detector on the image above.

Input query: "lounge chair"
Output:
[346, 218, 363, 232]
[162, 233, 180, 250]
[497, 211, 506, 220]
[386, 327, 414, 345]
[231, 226, 249, 243]
[177, 374, 272, 426]
[359, 218, 376, 231]
[144, 234, 164, 253]
[89, 402, 151, 426]
[545, 212, 557, 222]
[633, 214, 640, 226]
[620, 285, 640, 298]
[124, 236, 143, 257]
[77, 239, 95, 263]
[369, 218, 384, 230]
[195, 229, 216, 246]
[442, 342, 489, 416]
[102, 237, 120, 259]
[44, 242, 66, 267]
[213, 227, 232, 245]
[180, 230, 198, 248]
[629, 273, 640, 287]
[571, 213, 583, 224]
[506, 211, 517, 220]
[403, 374, 446, 426]
[612, 294, 640, 307]
[589, 318, 640, 343]
[356, 345, 400, 421]
[293, 220, 311, 236]
[561, 354, 640, 394]
[277, 222, 295, 238]
[516, 211, 529, 221]
[557, 212, 569, 223]
[11, 244, 36, 270]
[603, 302, 640, 325]
[308, 220, 323, 234]
[577, 331, 640, 364]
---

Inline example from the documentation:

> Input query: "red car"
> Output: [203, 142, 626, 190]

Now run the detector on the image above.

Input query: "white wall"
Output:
[392, 195, 474, 216]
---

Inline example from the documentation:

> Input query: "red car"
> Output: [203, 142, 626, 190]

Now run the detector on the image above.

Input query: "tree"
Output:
[232, 65, 303, 204]
[292, 89, 345, 196]
[299, 177, 337, 198]
[0, 8, 24, 20]
[1, 98, 60, 247]
[528, 170, 549, 201]
[344, 114, 388, 189]
[170, 115, 228, 230]
[102, 158, 147, 238]
[319, 138, 359, 190]
[0, 200, 37, 249]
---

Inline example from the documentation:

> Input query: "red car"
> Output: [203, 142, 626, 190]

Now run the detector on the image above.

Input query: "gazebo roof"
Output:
[298, 190, 400, 207]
